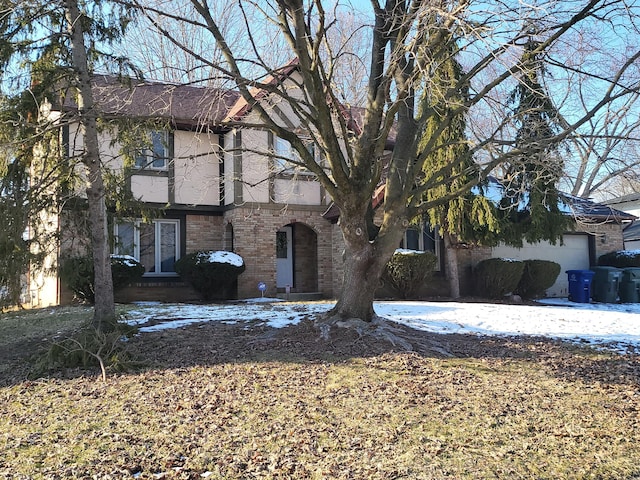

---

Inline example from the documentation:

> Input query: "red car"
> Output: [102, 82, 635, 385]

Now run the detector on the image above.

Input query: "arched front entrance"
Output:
[276, 223, 318, 292]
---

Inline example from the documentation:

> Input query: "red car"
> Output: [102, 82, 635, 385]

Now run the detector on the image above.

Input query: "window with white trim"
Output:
[135, 131, 170, 170]
[273, 136, 316, 175]
[400, 222, 441, 270]
[114, 219, 180, 275]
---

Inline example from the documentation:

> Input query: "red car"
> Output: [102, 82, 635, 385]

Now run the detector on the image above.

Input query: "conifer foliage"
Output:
[498, 39, 571, 246]
[1, 0, 136, 330]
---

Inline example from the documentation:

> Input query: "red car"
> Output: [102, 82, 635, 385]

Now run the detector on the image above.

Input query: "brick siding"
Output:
[185, 214, 224, 253]
[223, 204, 334, 298]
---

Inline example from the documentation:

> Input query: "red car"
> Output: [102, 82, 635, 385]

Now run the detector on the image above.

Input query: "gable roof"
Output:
[560, 193, 636, 222]
[484, 178, 636, 223]
[624, 220, 640, 242]
[322, 177, 637, 224]
[223, 58, 300, 123]
[62, 75, 241, 130]
[603, 192, 640, 206]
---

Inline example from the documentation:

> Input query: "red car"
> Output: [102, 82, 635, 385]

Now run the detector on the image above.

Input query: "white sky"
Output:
[124, 298, 640, 355]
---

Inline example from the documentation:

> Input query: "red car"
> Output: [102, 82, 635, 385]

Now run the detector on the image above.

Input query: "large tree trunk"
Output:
[65, 0, 115, 331]
[329, 243, 385, 322]
[327, 203, 406, 323]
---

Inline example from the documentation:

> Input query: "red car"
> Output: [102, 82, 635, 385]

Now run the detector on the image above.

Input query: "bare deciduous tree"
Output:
[131, 0, 640, 323]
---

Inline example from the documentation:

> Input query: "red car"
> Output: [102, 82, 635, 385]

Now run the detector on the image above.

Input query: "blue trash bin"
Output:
[566, 269, 595, 303]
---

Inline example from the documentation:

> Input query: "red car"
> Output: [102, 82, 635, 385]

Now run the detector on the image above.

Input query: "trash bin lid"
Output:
[592, 266, 622, 278]
[622, 267, 640, 280]
[566, 269, 595, 280]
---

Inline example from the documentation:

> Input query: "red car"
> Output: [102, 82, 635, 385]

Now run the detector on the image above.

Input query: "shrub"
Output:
[474, 258, 524, 299]
[110, 255, 146, 288]
[59, 255, 95, 303]
[59, 255, 145, 303]
[597, 250, 640, 268]
[175, 250, 245, 301]
[515, 259, 561, 299]
[381, 249, 438, 299]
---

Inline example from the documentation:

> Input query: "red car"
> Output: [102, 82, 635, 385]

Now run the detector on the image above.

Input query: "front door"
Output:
[276, 226, 293, 288]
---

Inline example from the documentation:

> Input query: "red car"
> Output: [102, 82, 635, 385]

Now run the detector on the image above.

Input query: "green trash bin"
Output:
[591, 266, 622, 303]
[619, 268, 640, 303]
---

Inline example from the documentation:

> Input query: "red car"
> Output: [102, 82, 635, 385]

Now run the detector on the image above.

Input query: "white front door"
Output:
[276, 226, 294, 288]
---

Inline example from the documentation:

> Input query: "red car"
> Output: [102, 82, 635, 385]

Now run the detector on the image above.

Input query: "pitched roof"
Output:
[624, 220, 640, 242]
[560, 192, 637, 222]
[322, 177, 637, 224]
[603, 192, 640, 206]
[62, 75, 240, 130]
[223, 58, 300, 122]
[484, 178, 636, 223]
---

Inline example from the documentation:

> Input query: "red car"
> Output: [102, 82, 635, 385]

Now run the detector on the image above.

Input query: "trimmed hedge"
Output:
[597, 250, 640, 268]
[515, 259, 561, 299]
[474, 258, 525, 299]
[381, 249, 438, 299]
[59, 255, 145, 303]
[175, 250, 245, 301]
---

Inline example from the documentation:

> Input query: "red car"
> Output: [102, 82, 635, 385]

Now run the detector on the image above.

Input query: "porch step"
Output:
[276, 292, 325, 301]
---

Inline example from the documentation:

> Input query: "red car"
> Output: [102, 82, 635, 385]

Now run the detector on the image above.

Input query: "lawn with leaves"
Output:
[1, 306, 639, 479]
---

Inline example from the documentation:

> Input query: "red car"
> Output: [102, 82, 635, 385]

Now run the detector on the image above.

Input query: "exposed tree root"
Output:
[315, 314, 453, 357]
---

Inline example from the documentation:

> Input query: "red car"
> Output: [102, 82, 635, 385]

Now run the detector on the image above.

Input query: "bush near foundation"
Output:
[597, 250, 640, 268]
[515, 259, 561, 299]
[474, 258, 525, 299]
[381, 249, 438, 299]
[59, 255, 145, 303]
[175, 250, 245, 301]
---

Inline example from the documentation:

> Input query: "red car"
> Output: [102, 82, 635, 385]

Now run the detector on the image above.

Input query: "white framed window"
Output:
[114, 219, 180, 275]
[273, 136, 316, 175]
[400, 222, 441, 270]
[135, 131, 170, 170]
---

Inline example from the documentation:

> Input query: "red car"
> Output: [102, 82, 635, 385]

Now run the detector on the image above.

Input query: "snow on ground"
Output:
[123, 298, 640, 354]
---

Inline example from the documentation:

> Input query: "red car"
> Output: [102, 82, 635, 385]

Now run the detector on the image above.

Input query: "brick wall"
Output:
[223, 204, 334, 298]
[185, 214, 224, 253]
[454, 245, 492, 296]
[577, 222, 624, 261]
[293, 224, 318, 292]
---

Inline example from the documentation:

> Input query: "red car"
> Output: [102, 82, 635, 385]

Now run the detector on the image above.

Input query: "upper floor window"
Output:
[135, 131, 170, 170]
[273, 136, 316, 175]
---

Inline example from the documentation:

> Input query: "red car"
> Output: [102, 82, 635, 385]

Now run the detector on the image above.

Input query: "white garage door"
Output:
[491, 234, 590, 298]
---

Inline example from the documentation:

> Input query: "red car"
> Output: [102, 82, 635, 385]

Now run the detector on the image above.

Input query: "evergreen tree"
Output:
[498, 39, 571, 246]
[1, 0, 137, 330]
[0, 76, 63, 309]
[419, 30, 500, 298]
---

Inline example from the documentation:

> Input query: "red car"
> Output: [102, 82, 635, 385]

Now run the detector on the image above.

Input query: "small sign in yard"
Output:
[257, 281, 267, 297]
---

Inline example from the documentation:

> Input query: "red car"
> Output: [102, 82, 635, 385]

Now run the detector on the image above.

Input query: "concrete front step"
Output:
[275, 292, 325, 301]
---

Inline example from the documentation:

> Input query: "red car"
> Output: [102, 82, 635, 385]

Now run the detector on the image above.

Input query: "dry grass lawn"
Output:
[1, 305, 639, 479]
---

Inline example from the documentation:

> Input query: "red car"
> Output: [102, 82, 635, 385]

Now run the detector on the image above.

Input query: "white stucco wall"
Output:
[273, 178, 322, 205]
[173, 131, 220, 206]
[240, 128, 270, 203]
[131, 175, 169, 203]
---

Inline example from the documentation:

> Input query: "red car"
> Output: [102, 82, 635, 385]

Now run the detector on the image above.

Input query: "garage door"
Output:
[491, 234, 590, 298]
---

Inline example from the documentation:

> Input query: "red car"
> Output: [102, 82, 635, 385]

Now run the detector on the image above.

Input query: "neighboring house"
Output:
[25, 71, 637, 306]
[603, 193, 640, 251]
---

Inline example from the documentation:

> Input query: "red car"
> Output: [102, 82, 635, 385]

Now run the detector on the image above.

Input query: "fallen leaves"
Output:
[2, 319, 640, 478]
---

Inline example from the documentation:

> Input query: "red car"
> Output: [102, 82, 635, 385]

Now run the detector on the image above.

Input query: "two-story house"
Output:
[604, 193, 640, 251]
[27, 67, 635, 307]
[29, 70, 345, 306]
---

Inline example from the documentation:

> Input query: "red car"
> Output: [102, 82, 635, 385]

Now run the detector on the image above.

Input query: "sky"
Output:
[124, 298, 640, 355]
